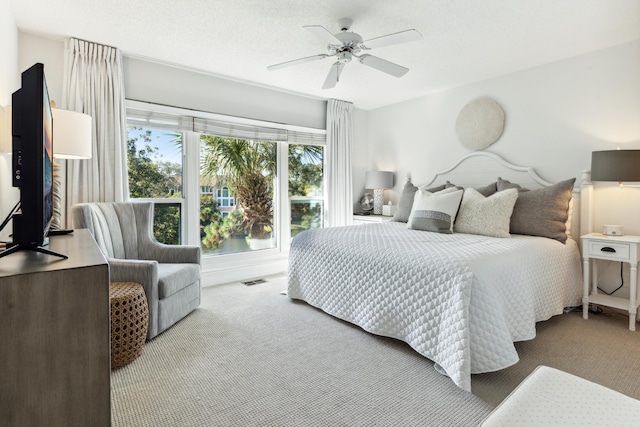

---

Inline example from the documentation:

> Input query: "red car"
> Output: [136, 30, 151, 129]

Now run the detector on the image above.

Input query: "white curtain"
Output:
[60, 38, 129, 228]
[325, 99, 353, 227]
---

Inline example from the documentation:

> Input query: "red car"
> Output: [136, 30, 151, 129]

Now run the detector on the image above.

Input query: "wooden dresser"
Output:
[0, 229, 110, 426]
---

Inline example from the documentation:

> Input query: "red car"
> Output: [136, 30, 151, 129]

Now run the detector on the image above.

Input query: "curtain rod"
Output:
[69, 36, 118, 51]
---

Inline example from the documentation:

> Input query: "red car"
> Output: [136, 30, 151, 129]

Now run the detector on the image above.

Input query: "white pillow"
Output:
[407, 187, 464, 234]
[453, 188, 518, 238]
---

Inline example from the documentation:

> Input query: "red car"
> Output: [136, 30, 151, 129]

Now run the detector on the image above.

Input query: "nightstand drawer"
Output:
[588, 241, 631, 261]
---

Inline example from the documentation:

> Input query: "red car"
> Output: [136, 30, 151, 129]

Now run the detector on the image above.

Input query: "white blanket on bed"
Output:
[287, 222, 582, 391]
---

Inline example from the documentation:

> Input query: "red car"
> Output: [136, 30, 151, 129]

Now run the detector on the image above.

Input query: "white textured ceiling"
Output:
[9, 0, 640, 110]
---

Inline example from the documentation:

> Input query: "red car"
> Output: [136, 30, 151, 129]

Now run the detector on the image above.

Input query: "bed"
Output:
[287, 152, 583, 391]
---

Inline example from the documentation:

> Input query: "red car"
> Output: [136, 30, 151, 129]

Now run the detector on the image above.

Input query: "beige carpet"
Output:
[111, 275, 640, 426]
[473, 302, 640, 406]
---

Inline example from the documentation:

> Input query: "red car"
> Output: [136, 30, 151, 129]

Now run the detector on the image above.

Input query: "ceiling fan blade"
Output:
[304, 25, 342, 45]
[359, 54, 409, 78]
[361, 29, 422, 50]
[267, 54, 329, 71]
[322, 62, 344, 89]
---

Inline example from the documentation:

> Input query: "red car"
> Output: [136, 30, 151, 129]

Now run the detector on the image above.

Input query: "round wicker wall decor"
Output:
[455, 98, 505, 150]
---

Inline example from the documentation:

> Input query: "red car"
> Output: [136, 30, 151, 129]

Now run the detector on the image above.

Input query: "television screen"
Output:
[10, 63, 54, 248]
[43, 78, 53, 234]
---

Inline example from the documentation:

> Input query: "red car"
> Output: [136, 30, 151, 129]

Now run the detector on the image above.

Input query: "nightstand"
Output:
[581, 233, 640, 331]
[352, 214, 393, 225]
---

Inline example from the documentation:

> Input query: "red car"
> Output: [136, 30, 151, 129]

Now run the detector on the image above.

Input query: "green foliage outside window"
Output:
[127, 127, 182, 245]
[127, 126, 325, 251]
[288, 145, 323, 197]
[288, 144, 324, 237]
[200, 137, 276, 247]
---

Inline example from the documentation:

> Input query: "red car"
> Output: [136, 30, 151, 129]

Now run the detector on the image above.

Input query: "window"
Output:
[199, 137, 277, 255]
[125, 101, 326, 262]
[216, 186, 235, 208]
[126, 126, 184, 245]
[289, 144, 324, 239]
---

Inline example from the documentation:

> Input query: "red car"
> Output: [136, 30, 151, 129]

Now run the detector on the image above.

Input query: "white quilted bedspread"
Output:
[287, 222, 582, 391]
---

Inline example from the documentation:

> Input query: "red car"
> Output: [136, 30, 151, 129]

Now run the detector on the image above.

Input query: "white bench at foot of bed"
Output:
[480, 365, 640, 426]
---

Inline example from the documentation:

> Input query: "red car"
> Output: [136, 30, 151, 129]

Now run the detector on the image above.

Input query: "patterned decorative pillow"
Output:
[496, 177, 576, 243]
[453, 188, 518, 238]
[407, 187, 464, 233]
[393, 180, 457, 223]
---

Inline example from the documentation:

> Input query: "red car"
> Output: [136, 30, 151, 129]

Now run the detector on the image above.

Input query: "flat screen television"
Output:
[0, 63, 65, 259]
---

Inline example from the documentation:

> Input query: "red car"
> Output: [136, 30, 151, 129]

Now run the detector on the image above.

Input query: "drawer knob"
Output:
[601, 247, 616, 253]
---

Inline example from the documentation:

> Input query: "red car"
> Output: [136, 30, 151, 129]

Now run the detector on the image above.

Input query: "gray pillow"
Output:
[392, 181, 419, 222]
[392, 181, 457, 223]
[496, 177, 576, 243]
[474, 182, 497, 197]
[496, 177, 527, 192]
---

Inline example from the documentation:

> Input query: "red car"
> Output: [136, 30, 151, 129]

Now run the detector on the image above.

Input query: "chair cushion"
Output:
[157, 263, 201, 299]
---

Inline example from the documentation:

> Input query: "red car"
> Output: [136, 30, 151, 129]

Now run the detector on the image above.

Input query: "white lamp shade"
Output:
[52, 108, 92, 159]
[365, 171, 394, 189]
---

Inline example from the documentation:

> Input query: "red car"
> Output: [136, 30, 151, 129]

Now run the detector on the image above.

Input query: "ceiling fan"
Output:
[267, 18, 422, 89]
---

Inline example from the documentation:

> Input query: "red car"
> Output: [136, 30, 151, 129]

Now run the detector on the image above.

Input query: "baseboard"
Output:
[201, 254, 287, 287]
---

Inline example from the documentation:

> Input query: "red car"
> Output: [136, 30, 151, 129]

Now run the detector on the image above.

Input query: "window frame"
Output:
[125, 100, 326, 269]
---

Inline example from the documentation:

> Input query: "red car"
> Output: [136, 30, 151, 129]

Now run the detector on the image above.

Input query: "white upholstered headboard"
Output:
[414, 151, 582, 241]
[422, 152, 552, 189]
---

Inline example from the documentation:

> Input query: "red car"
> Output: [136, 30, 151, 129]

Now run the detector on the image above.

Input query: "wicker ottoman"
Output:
[110, 282, 149, 369]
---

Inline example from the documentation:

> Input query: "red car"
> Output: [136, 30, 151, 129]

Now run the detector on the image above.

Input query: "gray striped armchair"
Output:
[72, 202, 201, 340]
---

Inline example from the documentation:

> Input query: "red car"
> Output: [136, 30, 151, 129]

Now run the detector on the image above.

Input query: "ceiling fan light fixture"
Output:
[267, 18, 422, 88]
[338, 52, 352, 64]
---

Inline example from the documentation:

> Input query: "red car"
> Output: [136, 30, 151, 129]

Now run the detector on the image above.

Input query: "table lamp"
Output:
[591, 149, 640, 236]
[591, 150, 640, 184]
[365, 171, 394, 215]
[51, 108, 92, 229]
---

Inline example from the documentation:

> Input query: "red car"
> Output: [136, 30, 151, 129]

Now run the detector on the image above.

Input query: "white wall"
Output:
[0, 0, 19, 241]
[0, 1, 18, 106]
[351, 107, 369, 210]
[363, 39, 640, 231]
[18, 33, 65, 106]
[124, 56, 327, 130]
[362, 39, 640, 295]
[0, 29, 65, 240]
[13, 36, 328, 132]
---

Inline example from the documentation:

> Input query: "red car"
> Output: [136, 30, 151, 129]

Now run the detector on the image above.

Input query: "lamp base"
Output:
[52, 159, 62, 230]
[373, 188, 384, 215]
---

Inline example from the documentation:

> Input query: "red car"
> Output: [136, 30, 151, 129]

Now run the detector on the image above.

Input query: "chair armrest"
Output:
[140, 241, 201, 265]
[108, 258, 160, 339]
